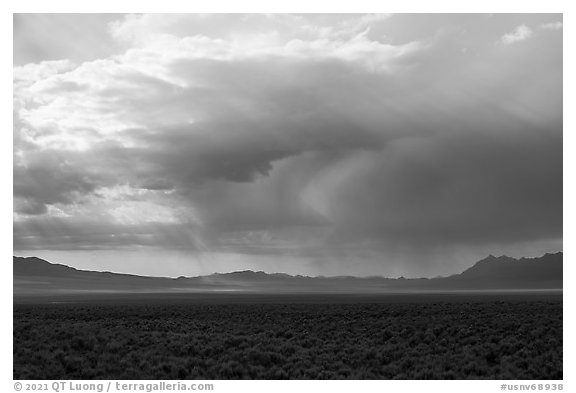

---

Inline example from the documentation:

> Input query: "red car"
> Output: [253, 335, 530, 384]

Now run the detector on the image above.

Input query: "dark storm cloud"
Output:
[187, 152, 339, 231]
[13, 14, 562, 276]
[13, 151, 100, 215]
[322, 129, 562, 247]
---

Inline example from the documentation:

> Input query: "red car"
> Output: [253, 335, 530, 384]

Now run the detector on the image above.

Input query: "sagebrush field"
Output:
[13, 294, 562, 379]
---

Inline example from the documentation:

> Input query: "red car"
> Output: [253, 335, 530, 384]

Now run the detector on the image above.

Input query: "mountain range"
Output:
[13, 252, 562, 296]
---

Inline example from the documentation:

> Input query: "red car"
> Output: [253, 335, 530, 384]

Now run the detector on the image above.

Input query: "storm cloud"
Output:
[13, 14, 562, 277]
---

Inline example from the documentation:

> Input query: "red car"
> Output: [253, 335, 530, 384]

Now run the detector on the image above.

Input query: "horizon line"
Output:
[13, 251, 563, 281]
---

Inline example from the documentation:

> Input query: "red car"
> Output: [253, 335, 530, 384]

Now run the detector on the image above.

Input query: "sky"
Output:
[13, 13, 563, 278]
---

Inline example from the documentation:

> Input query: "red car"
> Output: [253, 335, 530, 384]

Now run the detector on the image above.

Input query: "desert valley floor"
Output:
[13, 292, 562, 380]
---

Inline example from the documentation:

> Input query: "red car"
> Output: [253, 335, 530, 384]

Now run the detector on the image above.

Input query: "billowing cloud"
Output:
[499, 24, 533, 45]
[13, 14, 562, 277]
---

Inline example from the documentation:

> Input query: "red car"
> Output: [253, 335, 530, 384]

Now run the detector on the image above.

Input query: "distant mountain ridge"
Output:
[14, 256, 165, 279]
[457, 253, 562, 280]
[13, 252, 562, 296]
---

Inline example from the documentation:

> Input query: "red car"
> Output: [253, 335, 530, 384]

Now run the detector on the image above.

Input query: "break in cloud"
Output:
[13, 14, 562, 277]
